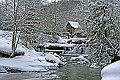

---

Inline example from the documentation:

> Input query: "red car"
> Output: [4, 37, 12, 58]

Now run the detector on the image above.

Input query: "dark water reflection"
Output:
[0, 63, 100, 80]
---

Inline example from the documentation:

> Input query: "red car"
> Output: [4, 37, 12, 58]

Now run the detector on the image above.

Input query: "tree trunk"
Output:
[10, 0, 17, 57]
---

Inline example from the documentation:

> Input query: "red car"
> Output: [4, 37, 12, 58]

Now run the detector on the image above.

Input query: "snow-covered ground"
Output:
[0, 30, 64, 72]
[101, 60, 120, 80]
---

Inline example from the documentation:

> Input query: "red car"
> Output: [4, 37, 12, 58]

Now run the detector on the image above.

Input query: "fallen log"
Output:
[0, 50, 10, 58]
[0, 50, 25, 58]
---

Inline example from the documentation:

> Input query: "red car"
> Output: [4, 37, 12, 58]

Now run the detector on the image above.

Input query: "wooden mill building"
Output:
[66, 21, 81, 38]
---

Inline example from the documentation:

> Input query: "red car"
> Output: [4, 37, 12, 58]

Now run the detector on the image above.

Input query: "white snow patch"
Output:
[0, 30, 25, 53]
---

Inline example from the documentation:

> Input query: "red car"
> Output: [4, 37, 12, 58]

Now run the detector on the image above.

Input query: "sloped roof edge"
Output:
[68, 21, 80, 28]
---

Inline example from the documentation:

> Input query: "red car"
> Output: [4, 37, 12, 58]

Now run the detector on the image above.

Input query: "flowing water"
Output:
[0, 63, 101, 80]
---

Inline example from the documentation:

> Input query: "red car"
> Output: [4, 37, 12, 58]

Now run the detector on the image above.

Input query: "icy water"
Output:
[57, 63, 101, 80]
[0, 63, 100, 80]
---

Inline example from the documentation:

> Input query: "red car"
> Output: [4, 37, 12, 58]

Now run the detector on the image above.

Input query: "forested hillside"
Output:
[0, 0, 120, 68]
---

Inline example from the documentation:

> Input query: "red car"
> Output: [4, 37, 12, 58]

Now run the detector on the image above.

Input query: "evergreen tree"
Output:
[86, 0, 120, 68]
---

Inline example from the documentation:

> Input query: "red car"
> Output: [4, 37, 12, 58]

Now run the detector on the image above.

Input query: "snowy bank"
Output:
[0, 49, 57, 72]
[0, 58, 54, 72]
[101, 60, 120, 80]
[0, 30, 63, 72]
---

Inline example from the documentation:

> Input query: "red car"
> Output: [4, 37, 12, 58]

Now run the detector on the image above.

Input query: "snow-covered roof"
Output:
[68, 38, 87, 42]
[68, 21, 80, 28]
[44, 43, 76, 48]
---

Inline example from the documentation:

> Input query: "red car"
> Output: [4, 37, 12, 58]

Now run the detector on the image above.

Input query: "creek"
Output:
[0, 63, 100, 80]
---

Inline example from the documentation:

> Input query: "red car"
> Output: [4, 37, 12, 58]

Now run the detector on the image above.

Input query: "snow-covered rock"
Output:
[70, 55, 89, 64]
[89, 63, 99, 69]
[67, 46, 78, 54]
[45, 54, 64, 67]
[101, 60, 120, 80]
[0, 67, 7, 73]
[57, 36, 67, 44]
